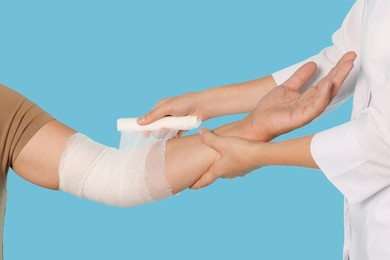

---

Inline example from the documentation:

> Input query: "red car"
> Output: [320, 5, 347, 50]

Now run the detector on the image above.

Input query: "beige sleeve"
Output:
[0, 83, 55, 179]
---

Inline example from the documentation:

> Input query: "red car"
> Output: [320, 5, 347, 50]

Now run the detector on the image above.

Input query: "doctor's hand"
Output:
[137, 75, 277, 136]
[137, 92, 210, 136]
[191, 128, 261, 189]
[244, 52, 357, 141]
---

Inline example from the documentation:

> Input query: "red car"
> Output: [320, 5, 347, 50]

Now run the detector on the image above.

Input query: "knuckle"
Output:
[164, 103, 174, 113]
[332, 78, 341, 86]
[321, 78, 331, 87]
[158, 97, 170, 104]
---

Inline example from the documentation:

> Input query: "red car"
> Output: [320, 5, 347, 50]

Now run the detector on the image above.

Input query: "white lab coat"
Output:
[272, 0, 390, 259]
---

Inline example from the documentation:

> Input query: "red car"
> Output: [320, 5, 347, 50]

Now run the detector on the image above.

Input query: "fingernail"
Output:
[199, 128, 204, 135]
[137, 116, 146, 124]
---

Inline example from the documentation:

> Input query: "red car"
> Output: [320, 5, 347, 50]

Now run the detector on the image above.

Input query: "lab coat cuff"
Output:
[311, 121, 385, 204]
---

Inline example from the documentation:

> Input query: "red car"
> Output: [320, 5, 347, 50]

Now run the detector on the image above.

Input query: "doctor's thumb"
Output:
[199, 128, 221, 150]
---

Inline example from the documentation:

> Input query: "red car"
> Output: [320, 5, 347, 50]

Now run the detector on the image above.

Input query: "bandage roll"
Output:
[117, 116, 201, 132]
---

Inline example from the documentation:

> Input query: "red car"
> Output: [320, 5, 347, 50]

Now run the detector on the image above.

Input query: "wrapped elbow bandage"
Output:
[59, 116, 201, 207]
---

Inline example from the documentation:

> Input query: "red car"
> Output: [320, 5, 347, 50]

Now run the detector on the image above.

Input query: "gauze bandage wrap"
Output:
[59, 116, 201, 207]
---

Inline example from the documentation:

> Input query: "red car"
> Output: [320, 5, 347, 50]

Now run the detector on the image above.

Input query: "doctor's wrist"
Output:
[214, 119, 272, 142]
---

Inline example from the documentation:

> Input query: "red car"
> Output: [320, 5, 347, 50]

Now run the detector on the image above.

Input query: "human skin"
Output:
[168, 52, 356, 191]
[190, 52, 357, 189]
[191, 129, 316, 189]
[137, 76, 277, 125]
[137, 75, 277, 137]
[12, 52, 355, 196]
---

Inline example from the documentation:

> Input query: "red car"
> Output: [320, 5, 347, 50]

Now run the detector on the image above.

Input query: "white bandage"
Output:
[117, 116, 201, 132]
[59, 133, 171, 207]
[59, 116, 201, 207]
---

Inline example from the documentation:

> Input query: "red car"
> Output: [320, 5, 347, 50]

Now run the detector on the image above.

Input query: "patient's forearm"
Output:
[165, 121, 250, 193]
[165, 134, 216, 193]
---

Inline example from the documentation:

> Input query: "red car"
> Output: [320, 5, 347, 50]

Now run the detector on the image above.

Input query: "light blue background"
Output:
[0, 0, 355, 259]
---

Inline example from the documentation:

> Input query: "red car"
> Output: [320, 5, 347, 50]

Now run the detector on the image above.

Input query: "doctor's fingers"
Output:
[192, 128, 240, 189]
[191, 159, 244, 189]
[137, 98, 172, 125]
[138, 92, 202, 125]
[282, 62, 318, 92]
[299, 59, 353, 121]
[190, 168, 220, 189]
[318, 52, 356, 98]
[321, 51, 356, 81]
[199, 127, 224, 150]
[332, 51, 357, 73]
[190, 128, 226, 189]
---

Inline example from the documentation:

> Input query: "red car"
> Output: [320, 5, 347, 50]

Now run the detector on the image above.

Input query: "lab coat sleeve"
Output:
[311, 104, 390, 205]
[311, 0, 390, 205]
[272, 0, 364, 113]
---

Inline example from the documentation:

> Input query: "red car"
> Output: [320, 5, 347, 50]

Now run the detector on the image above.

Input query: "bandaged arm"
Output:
[11, 89, 244, 207]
